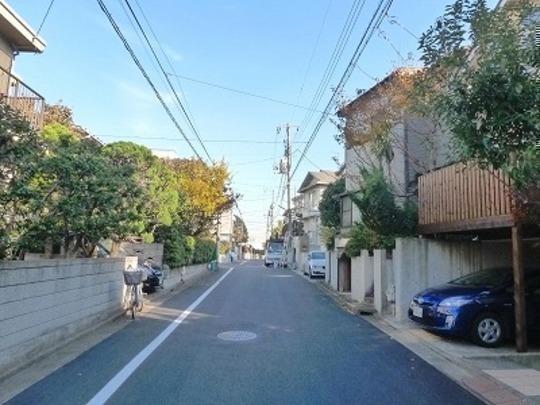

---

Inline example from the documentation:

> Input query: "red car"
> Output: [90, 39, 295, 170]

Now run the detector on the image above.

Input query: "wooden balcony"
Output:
[0, 65, 44, 129]
[418, 162, 516, 234]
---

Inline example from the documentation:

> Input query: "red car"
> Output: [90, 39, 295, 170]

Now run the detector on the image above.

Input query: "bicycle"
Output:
[123, 265, 144, 319]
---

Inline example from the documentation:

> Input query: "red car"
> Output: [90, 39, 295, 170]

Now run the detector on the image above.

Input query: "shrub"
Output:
[345, 168, 418, 256]
[351, 168, 417, 237]
[193, 238, 217, 264]
[155, 225, 195, 268]
[345, 223, 395, 257]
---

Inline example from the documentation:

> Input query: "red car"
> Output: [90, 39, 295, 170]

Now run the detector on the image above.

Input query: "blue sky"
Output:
[11, 0, 496, 247]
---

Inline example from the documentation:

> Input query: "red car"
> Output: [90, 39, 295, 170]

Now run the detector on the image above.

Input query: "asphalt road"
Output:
[8, 260, 482, 404]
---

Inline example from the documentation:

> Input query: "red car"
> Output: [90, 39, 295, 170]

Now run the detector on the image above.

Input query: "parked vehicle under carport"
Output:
[409, 268, 540, 347]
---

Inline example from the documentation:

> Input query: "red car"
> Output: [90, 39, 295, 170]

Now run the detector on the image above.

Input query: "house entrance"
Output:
[338, 253, 351, 292]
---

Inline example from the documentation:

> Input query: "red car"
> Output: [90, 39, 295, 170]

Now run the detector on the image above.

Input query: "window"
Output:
[341, 195, 352, 228]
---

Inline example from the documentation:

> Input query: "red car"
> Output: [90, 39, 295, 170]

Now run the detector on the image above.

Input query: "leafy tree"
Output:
[0, 103, 44, 258]
[345, 223, 395, 257]
[167, 158, 236, 236]
[43, 103, 98, 141]
[320, 226, 337, 251]
[415, 0, 540, 189]
[13, 128, 142, 257]
[319, 178, 345, 228]
[345, 168, 417, 256]
[155, 225, 195, 267]
[351, 168, 417, 238]
[0, 104, 43, 183]
[233, 215, 249, 243]
[319, 178, 345, 250]
[103, 141, 179, 240]
[219, 240, 231, 255]
[43, 103, 75, 127]
[270, 220, 285, 239]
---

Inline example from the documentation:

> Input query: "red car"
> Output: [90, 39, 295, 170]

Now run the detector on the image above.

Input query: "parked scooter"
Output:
[139, 258, 164, 294]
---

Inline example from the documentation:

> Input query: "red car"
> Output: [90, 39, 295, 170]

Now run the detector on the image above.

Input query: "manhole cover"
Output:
[217, 330, 257, 342]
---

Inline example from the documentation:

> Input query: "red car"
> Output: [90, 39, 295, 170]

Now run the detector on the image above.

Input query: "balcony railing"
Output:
[418, 162, 516, 234]
[0, 65, 44, 129]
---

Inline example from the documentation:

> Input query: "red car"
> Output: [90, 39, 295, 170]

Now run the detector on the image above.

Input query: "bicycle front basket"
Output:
[123, 269, 144, 285]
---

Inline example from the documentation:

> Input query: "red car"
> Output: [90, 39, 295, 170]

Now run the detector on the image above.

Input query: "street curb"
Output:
[307, 276, 528, 405]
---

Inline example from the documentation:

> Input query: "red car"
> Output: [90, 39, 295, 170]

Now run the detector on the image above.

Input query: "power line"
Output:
[122, 0, 213, 162]
[96, 133, 307, 144]
[290, 0, 334, 122]
[37, 0, 56, 35]
[126, 2, 249, 224]
[165, 72, 324, 114]
[234, 157, 275, 166]
[387, 15, 419, 40]
[117, 0, 167, 87]
[132, 0, 198, 131]
[96, 0, 203, 159]
[296, 0, 367, 142]
[377, 28, 407, 62]
[356, 65, 378, 82]
[294, 148, 322, 170]
[292, 0, 394, 178]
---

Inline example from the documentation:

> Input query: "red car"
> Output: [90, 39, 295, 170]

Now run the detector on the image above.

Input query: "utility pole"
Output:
[266, 191, 275, 241]
[277, 123, 297, 266]
[285, 124, 292, 266]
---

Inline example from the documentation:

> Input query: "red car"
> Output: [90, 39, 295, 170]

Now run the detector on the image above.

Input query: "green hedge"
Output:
[156, 224, 217, 267]
[193, 238, 217, 264]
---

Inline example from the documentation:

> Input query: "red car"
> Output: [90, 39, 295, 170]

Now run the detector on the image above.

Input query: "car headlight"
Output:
[437, 297, 473, 314]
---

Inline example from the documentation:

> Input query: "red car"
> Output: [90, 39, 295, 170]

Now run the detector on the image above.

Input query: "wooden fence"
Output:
[418, 162, 515, 233]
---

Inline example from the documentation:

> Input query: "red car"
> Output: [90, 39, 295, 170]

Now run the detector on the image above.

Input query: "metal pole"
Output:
[270, 190, 274, 239]
[216, 215, 220, 266]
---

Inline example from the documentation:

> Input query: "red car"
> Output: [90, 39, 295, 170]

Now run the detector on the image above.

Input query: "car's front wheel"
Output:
[471, 313, 505, 347]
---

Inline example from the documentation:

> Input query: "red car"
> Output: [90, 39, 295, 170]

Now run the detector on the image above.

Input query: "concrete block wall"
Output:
[393, 238, 484, 320]
[350, 251, 374, 303]
[328, 249, 339, 290]
[350, 257, 362, 300]
[373, 250, 394, 315]
[390, 238, 540, 321]
[0, 257, 136, 377]
[167, 264, 210, 290]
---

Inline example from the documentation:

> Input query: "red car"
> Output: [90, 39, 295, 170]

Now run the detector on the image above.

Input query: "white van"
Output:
[264, 240, 284, 267]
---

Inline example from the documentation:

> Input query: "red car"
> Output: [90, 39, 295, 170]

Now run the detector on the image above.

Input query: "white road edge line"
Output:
[87, 266, 236, 405]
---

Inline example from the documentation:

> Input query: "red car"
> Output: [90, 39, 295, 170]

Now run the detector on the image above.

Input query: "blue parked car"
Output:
[408, 268, 540, 347]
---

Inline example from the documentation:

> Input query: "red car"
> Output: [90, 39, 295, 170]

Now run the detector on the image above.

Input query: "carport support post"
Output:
[512, 223, 527, 352]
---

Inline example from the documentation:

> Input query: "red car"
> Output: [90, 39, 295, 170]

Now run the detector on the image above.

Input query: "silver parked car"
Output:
[304, 251, 326, 278]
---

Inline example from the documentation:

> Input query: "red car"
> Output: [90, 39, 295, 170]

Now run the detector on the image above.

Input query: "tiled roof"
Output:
[298, 170, 338, 193]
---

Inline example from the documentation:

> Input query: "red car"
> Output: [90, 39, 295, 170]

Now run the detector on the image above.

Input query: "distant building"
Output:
[151, 149, 177, 159]
[291, 170, 338, 270]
